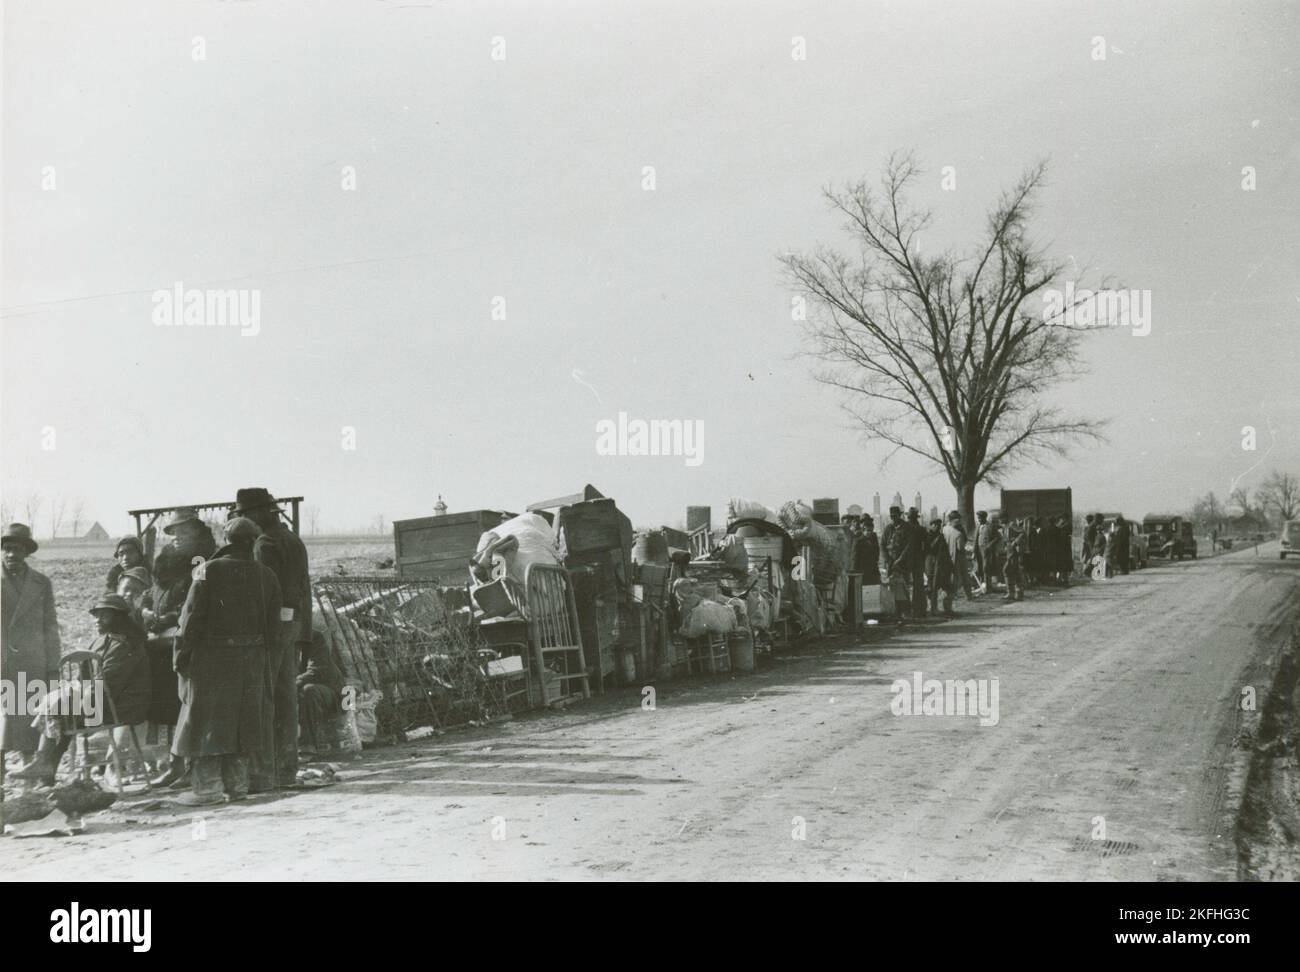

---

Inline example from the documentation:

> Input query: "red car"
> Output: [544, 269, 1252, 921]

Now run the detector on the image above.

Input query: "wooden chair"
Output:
[56, 650, 150, 793]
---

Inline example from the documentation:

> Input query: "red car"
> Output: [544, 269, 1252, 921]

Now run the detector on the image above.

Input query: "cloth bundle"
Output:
[727, 497, 779, 526]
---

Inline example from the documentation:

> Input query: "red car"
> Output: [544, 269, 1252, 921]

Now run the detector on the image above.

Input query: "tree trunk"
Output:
[956, 480, 977, 533]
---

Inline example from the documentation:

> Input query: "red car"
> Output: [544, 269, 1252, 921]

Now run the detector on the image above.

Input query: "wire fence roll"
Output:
[312, 575, 507, 737]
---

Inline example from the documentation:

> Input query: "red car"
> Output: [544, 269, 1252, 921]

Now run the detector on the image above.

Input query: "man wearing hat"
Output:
[944, 511, 976, 602]
[13, 593, 152, 786]
[879, 506, 910, 621]
[1, 523, 62, 767]
[905, 508, 928, 619]
[235, 488, 312, 790]
[172, 517, 283, 806]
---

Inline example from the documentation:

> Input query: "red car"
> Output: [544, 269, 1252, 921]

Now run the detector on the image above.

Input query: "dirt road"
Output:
[5, 543, 1297, 881]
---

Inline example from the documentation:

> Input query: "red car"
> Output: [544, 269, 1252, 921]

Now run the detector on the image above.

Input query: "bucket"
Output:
[728, 629, 755, 672]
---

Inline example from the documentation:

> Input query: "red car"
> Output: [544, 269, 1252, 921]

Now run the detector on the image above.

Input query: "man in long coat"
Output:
[234, 487, 312, 790]
[172, 517, 282, 806]
[1114, 515, 1133, 575]
[879, 506, 910, 621]
[906, 509, 928, 619]
[1, 523, 61, 765]
[973, 511, 990, 592]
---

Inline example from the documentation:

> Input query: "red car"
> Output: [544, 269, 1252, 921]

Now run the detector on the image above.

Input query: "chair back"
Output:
[56, 649, 124, 735]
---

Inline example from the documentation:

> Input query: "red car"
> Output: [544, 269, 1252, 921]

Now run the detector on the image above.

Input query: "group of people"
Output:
[844, 506, 1077, 622]
[1081, 513, 1134, 577]
[2, 488, 346, 807]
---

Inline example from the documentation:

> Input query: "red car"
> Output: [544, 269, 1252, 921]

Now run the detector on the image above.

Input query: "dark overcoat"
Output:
[1, 564, 62, 751]
[92, 630, 152, 727]
[171, 545, 282, 758]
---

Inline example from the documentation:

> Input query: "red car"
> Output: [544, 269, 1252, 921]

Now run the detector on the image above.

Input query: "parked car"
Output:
[1281, 520, 1300, 560]
[1143, 514, 1197, 560]
[1097, 513, 1148, 568]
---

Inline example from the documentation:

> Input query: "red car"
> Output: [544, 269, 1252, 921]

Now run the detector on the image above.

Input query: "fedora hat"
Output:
[233, 487, 282, 515]
[2, 522, 38, 554]
[162, 508, 203, 535]
[89, 593, 131, 615]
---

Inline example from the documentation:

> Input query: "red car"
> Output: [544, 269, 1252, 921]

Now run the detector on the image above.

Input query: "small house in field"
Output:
[83, 521, 110, 541]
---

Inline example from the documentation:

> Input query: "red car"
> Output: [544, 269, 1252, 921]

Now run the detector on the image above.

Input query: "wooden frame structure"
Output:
[128, 497, 303, 560]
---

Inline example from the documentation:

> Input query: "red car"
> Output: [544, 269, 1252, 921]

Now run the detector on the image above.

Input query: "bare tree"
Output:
[22, 493, 43, 529]
[1258, 470, 1299, 522]
[1229, 486, 1257, 524]
[49, 495, 67, 539]
[782, 154, 1106, 528]
[373, 513, 387, 536]
[70, 498, 87, 538]
[0, 498, 12, 528]
[306, 505, 321, 536]
[1191, 491, 1226, 534]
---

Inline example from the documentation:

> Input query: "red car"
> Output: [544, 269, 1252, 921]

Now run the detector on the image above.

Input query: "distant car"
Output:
[1281, 520, 1300, 560]
[1143, 514, 1197, 560]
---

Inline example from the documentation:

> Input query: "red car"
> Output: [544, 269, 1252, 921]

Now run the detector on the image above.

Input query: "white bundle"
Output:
[682, 599, 737, 638]
[727, 497, 778, 525]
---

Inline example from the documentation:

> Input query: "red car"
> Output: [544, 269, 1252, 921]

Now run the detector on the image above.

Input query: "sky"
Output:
[2, 0, 1298, 536]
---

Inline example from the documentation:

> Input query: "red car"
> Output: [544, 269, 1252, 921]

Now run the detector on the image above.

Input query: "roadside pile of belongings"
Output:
[777, 500, 849, 631]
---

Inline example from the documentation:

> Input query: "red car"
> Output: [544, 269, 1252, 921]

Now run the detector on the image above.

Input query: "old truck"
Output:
[1142, 513, 1198, 559]
[999, 488, 1073, 527]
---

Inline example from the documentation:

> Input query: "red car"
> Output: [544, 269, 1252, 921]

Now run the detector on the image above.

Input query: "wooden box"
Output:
[393, 509, 514, 583]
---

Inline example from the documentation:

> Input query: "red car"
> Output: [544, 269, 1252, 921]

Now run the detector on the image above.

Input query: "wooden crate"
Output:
[556, 499, 624, 555]
[393, 510, 514, 582]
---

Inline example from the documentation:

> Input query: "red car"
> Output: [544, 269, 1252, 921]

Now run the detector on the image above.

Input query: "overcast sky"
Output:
[3, 0, 1297, 536]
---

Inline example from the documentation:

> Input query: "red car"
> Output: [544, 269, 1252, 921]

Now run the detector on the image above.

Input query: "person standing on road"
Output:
[906, 508, 928, 619]
[236, 487, 312, 791]
[984, 515, 1005, 592]
[1, 523, 62, 771]
[1054, 516, 1074, 586]
[973, 511, 989, 592]
[858, 515, 881, 587]
[172, 517, 282, 806]
[142, 508, 217, 790]
[1081, 514, 1097, 575]
[925, 519, 955, 618]
[1039, 517, 1058, 586]
[945, 511, 977, 600]
[1002, 523, 1025, 602]
[1114, 515, 1132, 575]
[881, 506, 910, 621]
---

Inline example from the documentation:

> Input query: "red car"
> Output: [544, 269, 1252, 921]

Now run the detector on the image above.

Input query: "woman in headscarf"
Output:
[106, 536, 151, 593]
